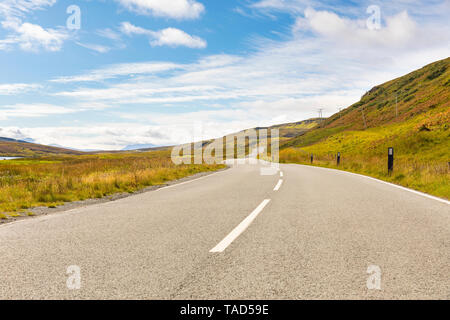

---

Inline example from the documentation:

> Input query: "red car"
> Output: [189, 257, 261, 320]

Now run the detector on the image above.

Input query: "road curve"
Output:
[0, 162, 448, 299]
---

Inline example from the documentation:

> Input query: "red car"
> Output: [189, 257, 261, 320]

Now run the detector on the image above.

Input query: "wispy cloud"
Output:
[0, 0, 56, 19]
[0, 103, 75, 120]
[96, 28, 122, 41]
[0, 83, 41, 95]
[0, 101, 112, 122]
[51, 62, 181, 83]
[76, 42, 111, 53]
[116, 0, 205, 20]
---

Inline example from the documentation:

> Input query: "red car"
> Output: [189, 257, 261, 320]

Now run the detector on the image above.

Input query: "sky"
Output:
[0, 0, 449, 150]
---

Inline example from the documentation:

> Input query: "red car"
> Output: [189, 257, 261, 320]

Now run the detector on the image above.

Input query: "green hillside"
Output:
[280, 57, 450, 199]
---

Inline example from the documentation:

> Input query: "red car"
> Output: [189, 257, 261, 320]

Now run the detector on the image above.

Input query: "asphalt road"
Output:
[0, 161, 449, 299]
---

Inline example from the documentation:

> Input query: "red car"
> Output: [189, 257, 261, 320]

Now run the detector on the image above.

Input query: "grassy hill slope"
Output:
[0, 139, 85, 157]
[280, 57, 450, 199]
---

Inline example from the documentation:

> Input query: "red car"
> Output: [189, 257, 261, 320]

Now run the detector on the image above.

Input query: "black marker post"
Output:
[337, 152, 341, 166]
[388, 147, 394, 175]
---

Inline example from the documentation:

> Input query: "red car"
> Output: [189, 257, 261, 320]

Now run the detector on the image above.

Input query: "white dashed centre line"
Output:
[280, 171, 283, 177]
[210, 199, 271, 253]
[273, 179, 283, 191]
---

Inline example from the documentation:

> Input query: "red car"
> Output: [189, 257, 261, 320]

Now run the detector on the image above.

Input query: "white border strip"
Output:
[155, 169, 228, 192]
[295, 164, 449, 205]
[210, 199, 271, 253]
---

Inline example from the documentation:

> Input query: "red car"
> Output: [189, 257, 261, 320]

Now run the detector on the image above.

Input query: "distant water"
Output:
[0, 157, 23, 160]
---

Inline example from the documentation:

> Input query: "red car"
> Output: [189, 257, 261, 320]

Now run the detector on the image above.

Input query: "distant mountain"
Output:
[122, 143, 157, 151]
[0, 137, 30, 144]
[0, 138, 85, 157]
[49, 144, 100, 152]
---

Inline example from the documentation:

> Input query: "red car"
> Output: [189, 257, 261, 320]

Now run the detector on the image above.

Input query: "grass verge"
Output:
[0, 149, 224, 218]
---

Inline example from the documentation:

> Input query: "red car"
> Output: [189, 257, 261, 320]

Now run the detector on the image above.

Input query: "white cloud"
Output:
[51, 54, 240, 83]
[96, 28, 122, 41]
[0, 0, 56, 19]
[0, 1, 68, 52]
[150, 27, 206, 48]
[4, 22, 69, 52]
[120, 22, 207, 48]
[250, 0, 303, 12]
[297, 8, 419, 49]
[54, 84, 218, 100]
[0, 83, 41, 95]
[0, 102, 112, 120]
[0, 103, 75, 120]
[120, 21, 149, 36]
[76, 42, 111, 53]
[116, 0, 205, 19]
[51, 61, 181, 83]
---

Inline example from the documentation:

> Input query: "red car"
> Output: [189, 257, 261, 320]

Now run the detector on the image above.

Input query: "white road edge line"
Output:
[273, 179, 283, 191]
[210, 199, 271, 253]
[296, 164, 450, 205]
[280, 171, 283, 177]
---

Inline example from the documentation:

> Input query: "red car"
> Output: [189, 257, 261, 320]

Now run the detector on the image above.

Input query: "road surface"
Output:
[0, 162, 449, 299]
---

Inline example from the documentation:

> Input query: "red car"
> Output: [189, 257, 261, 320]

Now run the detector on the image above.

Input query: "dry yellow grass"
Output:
[280, 148, 449, 199]
[0, 149, 224, 216]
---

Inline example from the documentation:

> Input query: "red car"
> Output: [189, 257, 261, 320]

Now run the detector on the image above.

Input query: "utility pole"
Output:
[361, 108, 367, 129]
[394, 90, 401, 118]
[395, 93, 398, 118]
[318, 108, 323, 119]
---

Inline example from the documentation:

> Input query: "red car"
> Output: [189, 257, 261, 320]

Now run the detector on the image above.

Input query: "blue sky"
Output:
[0, 0, 449, 150]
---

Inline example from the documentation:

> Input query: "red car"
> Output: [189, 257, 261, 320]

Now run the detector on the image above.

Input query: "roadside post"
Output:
[337, 152, 341, 166]
[310, 154, 313, 164]
[388, 147, 394, 175]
